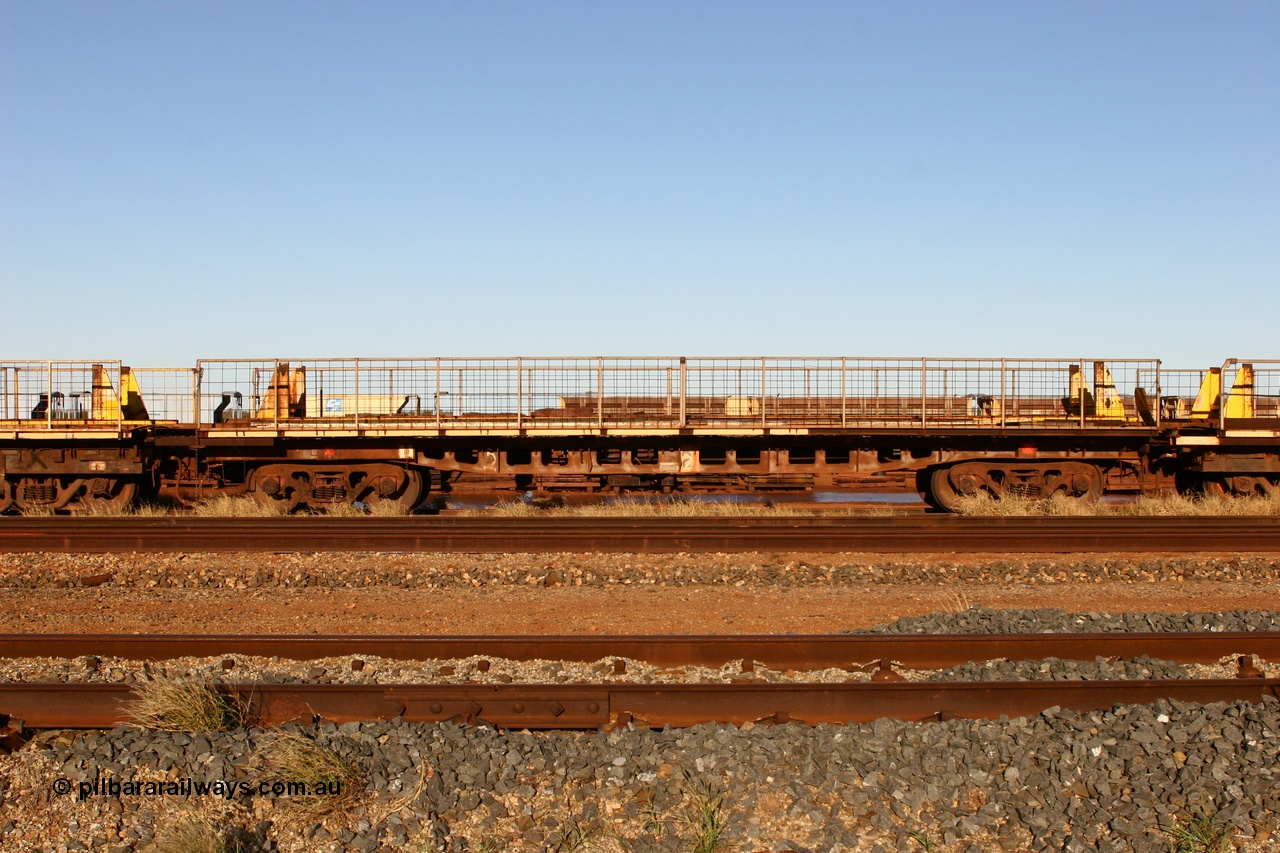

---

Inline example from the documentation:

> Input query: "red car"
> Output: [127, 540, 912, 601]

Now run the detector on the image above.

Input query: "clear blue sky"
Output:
[2, 1, 1275, 368]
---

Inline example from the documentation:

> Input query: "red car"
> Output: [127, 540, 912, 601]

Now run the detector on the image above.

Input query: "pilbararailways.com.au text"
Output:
[53, 775, 343, 802]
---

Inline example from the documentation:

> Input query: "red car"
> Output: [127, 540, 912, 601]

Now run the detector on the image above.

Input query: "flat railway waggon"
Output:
[1, 357, 1277, 514]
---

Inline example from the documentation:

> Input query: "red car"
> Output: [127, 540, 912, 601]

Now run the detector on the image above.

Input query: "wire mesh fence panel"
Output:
[1157, 369, 1211, 420]
[0, 362, 124, 428]
[187, 356, 1166, 432]
[501, 358, 595, 427]
[599, 358, 683, 427]
[509, 360, 563, 421]
[920, 360, 1006, 422]
[304, 360, 364, 424]
[834, 359, 928, 424]
[987, 359, 1160, 427]
[1224, 360, 1280, 422]
[684, 359, 764, 425]
[332, 359, 463, 425]
[0, 363, 55, 423]
[760, 359, 846, 426]
[131, 369, 197, 423]
[0, 364, 19, 422]
[999, 361, 1073, 423]
[197, 360, 302, 426]
[433, 359, 524, 423]
[1090, 359, 1161, 425]
[1248, 363, 1280, 421]
[194, 359, 417, 427]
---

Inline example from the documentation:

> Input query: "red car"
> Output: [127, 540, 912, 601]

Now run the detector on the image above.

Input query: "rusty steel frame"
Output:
[4, 516, 1280, 553]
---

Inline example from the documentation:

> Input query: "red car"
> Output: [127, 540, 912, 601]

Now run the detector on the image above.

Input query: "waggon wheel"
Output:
[247, 466, 302, 513]
[0, 478, 14, 514]
[1045, 464, 1103, 502]
[915, 469, 943, 511]
[928, 466, 969, 513]
[74, 478, 138, 514]
[356, 467, 425, 514]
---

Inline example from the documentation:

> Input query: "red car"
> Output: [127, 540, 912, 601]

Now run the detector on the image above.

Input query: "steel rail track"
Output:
[4, 632, 1280, 669]
[3, 633, 1279, 730]
[4, 516, 1280, 553]
[4, 680, 1278, 730]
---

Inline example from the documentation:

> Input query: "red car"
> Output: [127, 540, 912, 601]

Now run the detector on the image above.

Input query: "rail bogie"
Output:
[2, 357, 1277, 514]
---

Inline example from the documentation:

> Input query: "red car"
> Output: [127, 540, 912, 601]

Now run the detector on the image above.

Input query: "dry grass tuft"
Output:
[1123, 491, 1280, 517]
[951, 493, 1100, 517]
[1161, 810, 1237, 853]
[190, 495, 280, 517]
[461, 496, 824, 518]
[8, 503, 58, 517]
[458, 498, 539, 517]
[124, 502, 174, 517]
[159, 817, 246, 853]
[196, 493, 418, 517]
[367, 498, 414, 517]
[547, 809, 596, 852]
[255, 730, 362, 816]
[21, 498, 173, 517]
[124, 677, 246, 731]
[318, 498, 415, 517]
[939, 588, 973, 613]
[77, 500, 170, 518]
[576, 497, 811, 518]
[685, 791, 728, 853]
[309, 501, 366, 518]
[952, 491, 1280, 517]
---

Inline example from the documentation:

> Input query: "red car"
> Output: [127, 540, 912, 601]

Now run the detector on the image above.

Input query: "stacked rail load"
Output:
[1, 357, 1277, 513]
